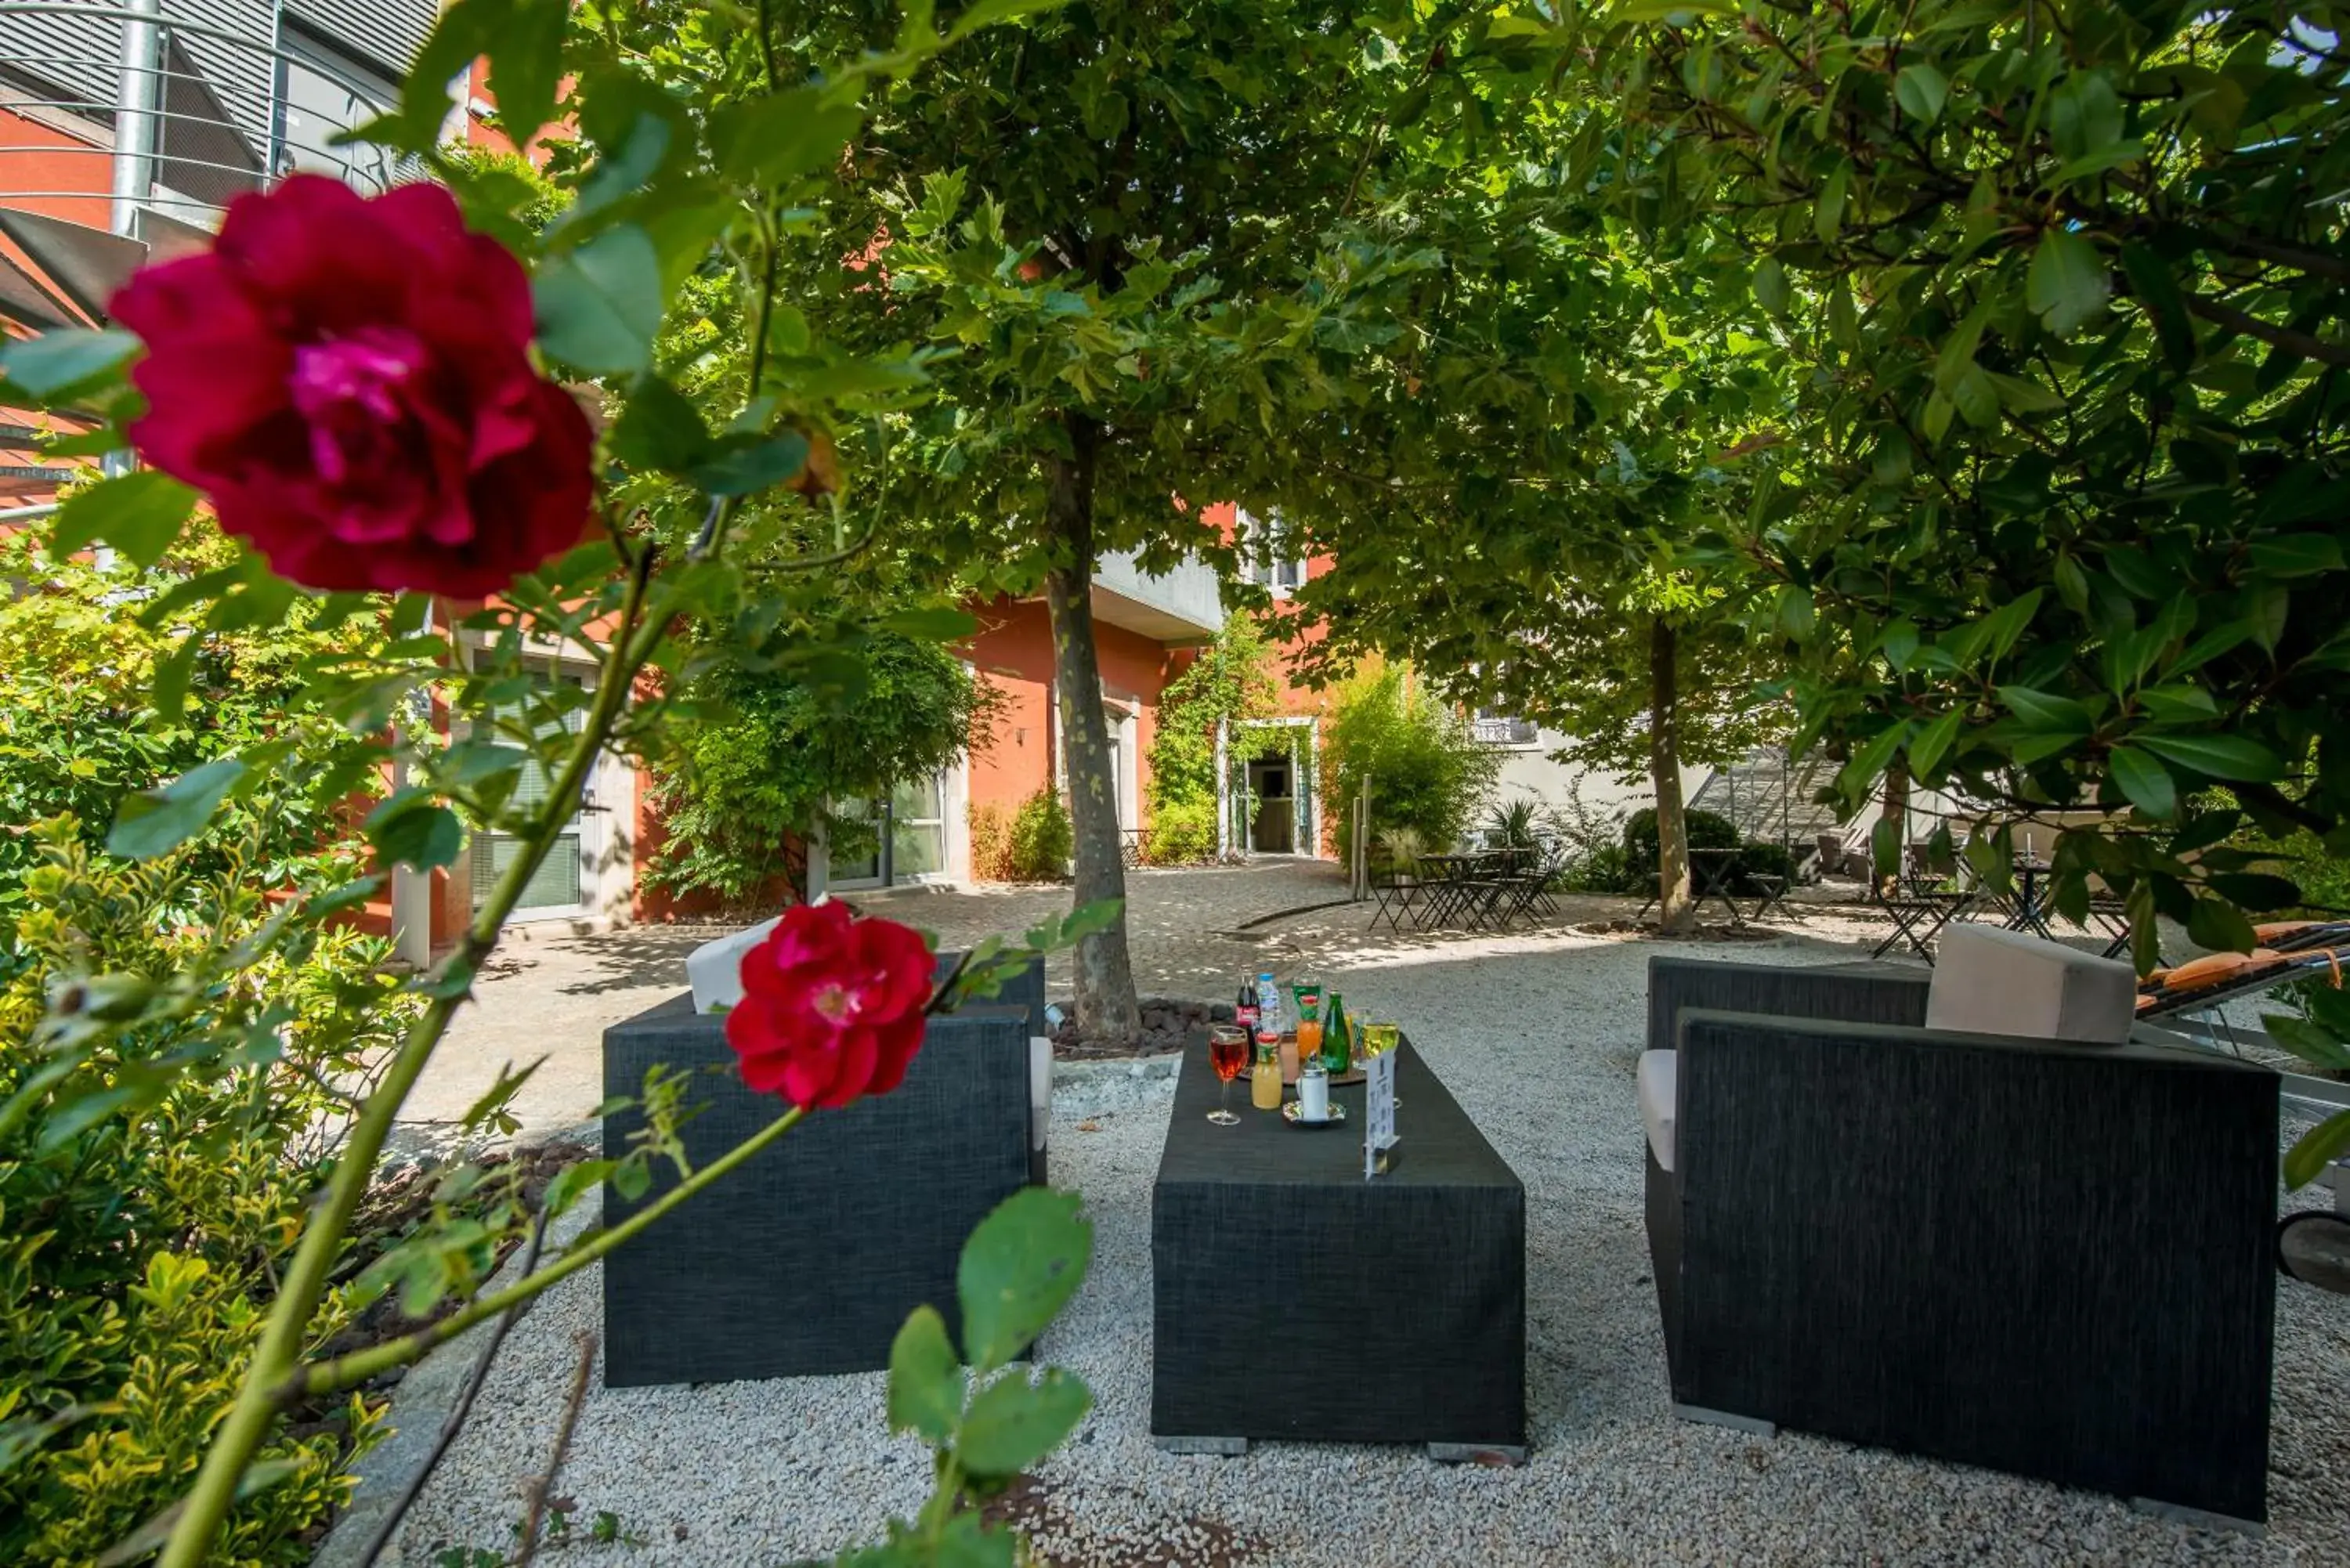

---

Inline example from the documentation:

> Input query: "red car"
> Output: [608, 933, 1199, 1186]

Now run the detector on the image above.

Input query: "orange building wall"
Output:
[0, 105, 114, 231]
[961, 595, 1173, 846]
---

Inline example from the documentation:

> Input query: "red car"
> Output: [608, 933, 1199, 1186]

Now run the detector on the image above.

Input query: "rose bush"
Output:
[0, 2, 1123, 1558]
[727, 901, 935, 1107]
[109, 175, 594, 597]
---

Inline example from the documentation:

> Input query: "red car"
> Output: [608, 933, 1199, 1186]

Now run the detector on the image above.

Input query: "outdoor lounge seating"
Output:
[599, 951, 1047, 1386]
[1641, 928, 2279, 1526]
[2135, 931, 2346, 1028]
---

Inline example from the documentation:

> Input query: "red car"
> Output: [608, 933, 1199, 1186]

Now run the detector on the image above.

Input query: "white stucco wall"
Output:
[1484, 728, 1716, 831]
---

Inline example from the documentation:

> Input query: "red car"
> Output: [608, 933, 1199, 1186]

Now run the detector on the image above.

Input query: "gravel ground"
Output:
[388, 930, 2350, 1568]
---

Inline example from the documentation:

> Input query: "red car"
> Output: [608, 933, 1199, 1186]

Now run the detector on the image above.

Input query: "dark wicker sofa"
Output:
[600, 952, 1046, 1387]
[1642, 950, 2278, 1527]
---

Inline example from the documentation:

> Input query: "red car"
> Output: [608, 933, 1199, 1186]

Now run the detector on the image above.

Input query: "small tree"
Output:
[1322, 666, 1499, 861]
[646, 633, 989, 907]
[776, 1, 1479, 1041]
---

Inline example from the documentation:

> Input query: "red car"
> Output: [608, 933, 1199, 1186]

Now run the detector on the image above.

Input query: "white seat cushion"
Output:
[1030, 1037, 1052, 1151]
[1637, 1050, 1677, 1172]
[685, 915, 783, 1013]
[1925, 923, 2135, 1043]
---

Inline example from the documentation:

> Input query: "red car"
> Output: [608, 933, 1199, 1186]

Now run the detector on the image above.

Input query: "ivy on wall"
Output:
[1142, 619, 1281, 864]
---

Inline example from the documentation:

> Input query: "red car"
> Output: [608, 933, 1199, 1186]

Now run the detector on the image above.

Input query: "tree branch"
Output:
[2184, 294, 2350, 368]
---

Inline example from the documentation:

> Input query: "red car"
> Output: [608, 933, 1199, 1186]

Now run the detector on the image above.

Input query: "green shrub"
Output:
[1730, 840, 1798, 894]
[1557, 841, 1642, 894]
[2, 820, 414, 1566]
[1144, 797, 1216, 865]
[0, 534, 361, 938]
[1623, 806, 1742, 865]
[1488, 797, 1542, 848]
[646, 633, 986, 905]
[1007, 789, 1074, 881]
[1622, 808, 1795, 895]
[1325, 667, 1499, 860]
[970, 801, 1015, 882]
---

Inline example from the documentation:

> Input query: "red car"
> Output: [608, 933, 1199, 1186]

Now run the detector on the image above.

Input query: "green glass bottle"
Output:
[1322, 991, 1352, 1075]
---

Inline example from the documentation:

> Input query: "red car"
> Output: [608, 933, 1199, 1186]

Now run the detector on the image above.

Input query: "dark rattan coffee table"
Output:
[1149, 1033, 1526, 1459]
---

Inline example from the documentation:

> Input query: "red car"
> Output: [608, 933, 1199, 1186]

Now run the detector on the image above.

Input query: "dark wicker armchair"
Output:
[1641, 945, 2278, 1527]
[600, 951, 1046, 1387]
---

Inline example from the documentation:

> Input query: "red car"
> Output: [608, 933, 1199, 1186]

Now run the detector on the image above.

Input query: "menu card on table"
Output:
[1364, 1047, 1398, 1178]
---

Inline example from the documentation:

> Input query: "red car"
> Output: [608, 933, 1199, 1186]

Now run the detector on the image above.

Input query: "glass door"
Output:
[471, 667, 594, 917]
[889, 774, 947, 879]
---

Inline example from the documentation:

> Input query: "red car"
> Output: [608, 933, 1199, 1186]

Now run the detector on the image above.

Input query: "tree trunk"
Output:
[1648, 616, 1694, 935]
[1875, 762, 1911, 892]
[1041, 416, 1142, 1044]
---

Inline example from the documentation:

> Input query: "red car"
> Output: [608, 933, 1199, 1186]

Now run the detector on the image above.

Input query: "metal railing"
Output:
[1470, 714, 1538, 746]
[0, 0, 417, 239]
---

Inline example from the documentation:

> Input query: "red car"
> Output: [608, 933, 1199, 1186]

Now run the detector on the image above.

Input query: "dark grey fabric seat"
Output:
[1643, 956, 2278, 1526]
[599, 952, 1044, 1387]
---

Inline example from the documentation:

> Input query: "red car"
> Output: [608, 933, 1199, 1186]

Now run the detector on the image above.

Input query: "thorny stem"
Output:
[512, 1331, 598, 1568]
[160, 554, 661, 1568]
[283, 1105, 807, 1400]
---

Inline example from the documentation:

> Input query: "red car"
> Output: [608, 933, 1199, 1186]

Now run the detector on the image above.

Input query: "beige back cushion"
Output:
[1925, 923, 2136, 1043]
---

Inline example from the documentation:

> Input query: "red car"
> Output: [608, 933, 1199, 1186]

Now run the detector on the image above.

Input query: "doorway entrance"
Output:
[1218, 715, 1320, 858]
[1246, 755, 1296, 854]
[469, 663, 602, 920]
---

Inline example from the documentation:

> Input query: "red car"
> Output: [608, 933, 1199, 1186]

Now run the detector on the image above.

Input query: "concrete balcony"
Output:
[1090, 547, 1224, 645]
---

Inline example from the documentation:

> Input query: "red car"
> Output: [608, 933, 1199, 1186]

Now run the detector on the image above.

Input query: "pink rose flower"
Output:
[725, 902, 935, 1108]
[110, 175, 594, 596]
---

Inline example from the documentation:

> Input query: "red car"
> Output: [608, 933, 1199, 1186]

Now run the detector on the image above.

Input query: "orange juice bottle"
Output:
[1250, 1039, 1283, 1110]
[1292, 985, 1322, 1081]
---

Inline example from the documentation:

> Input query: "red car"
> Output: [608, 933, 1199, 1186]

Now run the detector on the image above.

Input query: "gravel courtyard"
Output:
[383, 926, 2350, 1568]
[400, 862, 1887, 1146]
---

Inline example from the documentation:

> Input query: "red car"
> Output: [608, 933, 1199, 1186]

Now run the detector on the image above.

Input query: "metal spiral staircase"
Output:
[1687, 743, 1854, 876]
[0, 0, 423, 328]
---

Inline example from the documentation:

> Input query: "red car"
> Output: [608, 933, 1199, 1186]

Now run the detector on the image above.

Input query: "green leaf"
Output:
[710, 89, 865, 186]
[2106, 746, 2176, 819]
[107, 757, 245, 859]
[484, 0, 569, 145]
[956, 1187, 1092, 1374]
[0, 328, 139, 399]
[1998, 685, 2094, 735]
[883, 606, 980, 642]
[365, 789, 465, 872]
[685, 431, 811, 497]
[2263, 1016, 2350, 1075]
[2206, 872, 2299, 911]
[2026, 230, 2109, 336]
[1751, 256, 1789, 315]
[1907, 707, 1965, 779]
[609, 376, 713, 472]
[533, 226, 663, 374]
[954, 1367, 1091, 1478]
[2246, 535, 2344, 579]
[886, 1306, 966, 1443]
[2283, 1109, 2350, 1190]
[1813, 163, 1849, 242]
[51, 471, 197, 569]
[2134, 732, 2285, 782]
[0, 1406, 95, 1479]
[1895, 64, 1947, 125]
[2118, 243, 2196, 371]
[609, 1159, 652, 1202]
[944, 0, 1069, 41]
[2186, 896, 2257, 955]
